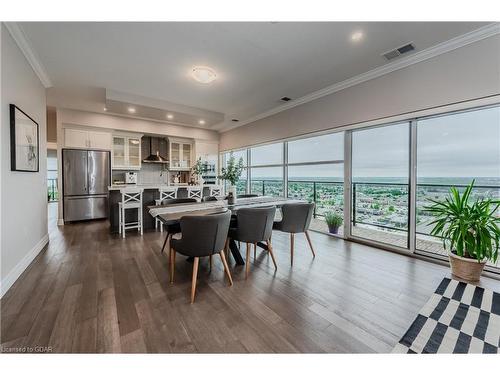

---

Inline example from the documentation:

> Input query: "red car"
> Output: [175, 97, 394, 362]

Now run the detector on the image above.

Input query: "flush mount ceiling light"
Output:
[166, 113, 174, 120]
[198, 119, 206, 125]
[350, 31, 364, 42]
[127, 107, 136, 113]
[103, 107, 107, 111]
[191, 66, 217, 84]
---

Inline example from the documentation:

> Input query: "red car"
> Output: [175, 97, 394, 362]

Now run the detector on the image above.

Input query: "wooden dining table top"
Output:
[148, 196, 304, 224]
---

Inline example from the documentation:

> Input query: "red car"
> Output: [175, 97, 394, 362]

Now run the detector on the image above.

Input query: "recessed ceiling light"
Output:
[198, 119, 206, 125]
[166, 113, 174, 120]
[191, 66, 217, 84]
[103, 107, 107, 111]
[350, 31, 364, 42]
[127, 107, 136, 113]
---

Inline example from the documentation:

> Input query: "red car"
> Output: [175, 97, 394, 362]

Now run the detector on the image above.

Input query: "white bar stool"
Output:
[155, 186, 178, 232]
[187, 186, 203, 201]
[118, 187, 144, 238]
[209, 185, 223, 198]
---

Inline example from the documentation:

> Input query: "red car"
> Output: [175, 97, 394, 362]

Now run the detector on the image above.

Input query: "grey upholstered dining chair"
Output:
[228, 206, 277, 278]
[273, 202, 315, 266]
[237, 194, 259, 198]
[159, 198, 198, 255]
[170, 211, 232, 303]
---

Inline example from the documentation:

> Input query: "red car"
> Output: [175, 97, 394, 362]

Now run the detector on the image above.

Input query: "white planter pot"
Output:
[227, 185, 237, 203]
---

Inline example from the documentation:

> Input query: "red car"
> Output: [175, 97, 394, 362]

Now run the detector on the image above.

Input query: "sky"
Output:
[224, 106, 500, 180]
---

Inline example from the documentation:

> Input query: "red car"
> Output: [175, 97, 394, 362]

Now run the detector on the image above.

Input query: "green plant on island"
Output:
[192, 157, 204, 176]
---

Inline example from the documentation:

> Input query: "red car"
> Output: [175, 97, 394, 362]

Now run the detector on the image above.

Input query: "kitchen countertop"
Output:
[108, 183, 201, 191]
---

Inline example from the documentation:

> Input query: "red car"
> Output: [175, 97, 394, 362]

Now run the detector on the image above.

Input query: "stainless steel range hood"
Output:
[142, 137, 168, 164]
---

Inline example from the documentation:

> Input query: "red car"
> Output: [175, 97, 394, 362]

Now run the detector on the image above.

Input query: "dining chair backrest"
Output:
[234, 206, 276, 243]
[177, 211, 231, 257]
[237, 194, 259, 198]
[159, 187, 178, 203]
[162, 198, 197, 205]
[279, 202, 314, 233]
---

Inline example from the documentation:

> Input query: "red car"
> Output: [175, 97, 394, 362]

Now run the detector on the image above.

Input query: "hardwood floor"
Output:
[1, 216, 500, 353]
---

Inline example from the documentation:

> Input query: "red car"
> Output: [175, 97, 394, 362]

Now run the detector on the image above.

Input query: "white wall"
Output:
[1, 24, 47, 297]
[220, 35, 500, 150]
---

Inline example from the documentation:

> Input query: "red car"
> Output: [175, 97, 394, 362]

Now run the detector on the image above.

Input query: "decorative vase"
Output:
[328, 225, 339, 235]
[448, 252, 486, 282]
[228, 184, 237, 202]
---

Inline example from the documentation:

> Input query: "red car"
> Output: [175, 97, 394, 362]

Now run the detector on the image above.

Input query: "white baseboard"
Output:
[0, 233, 49, 298]
[57, 218, 64, 226]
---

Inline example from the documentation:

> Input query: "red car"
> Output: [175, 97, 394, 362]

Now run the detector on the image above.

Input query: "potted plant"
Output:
[219, 152, 244, 202]
[324, 211, 343, 234]
[424, 180, 500, 282]
[192, 157, 205, 185]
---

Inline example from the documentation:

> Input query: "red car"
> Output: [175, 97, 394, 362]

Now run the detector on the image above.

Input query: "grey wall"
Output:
[220, 35, 500, 150]
[1, 24, 47, 296]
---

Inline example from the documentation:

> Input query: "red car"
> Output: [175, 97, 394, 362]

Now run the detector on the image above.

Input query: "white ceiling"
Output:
[18, 22, 489, 131]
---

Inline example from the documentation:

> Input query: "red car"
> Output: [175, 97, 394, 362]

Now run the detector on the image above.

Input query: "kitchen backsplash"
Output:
[112, 163, 169, 184]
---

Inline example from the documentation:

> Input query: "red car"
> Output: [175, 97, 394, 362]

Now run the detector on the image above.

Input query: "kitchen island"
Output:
[108, 184, 216, 233]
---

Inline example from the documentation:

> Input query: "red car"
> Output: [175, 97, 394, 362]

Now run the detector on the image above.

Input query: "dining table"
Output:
[148, 196, 304, 265]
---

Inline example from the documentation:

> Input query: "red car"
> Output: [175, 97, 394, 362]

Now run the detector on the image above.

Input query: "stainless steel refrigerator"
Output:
[63, 149, 110, 222]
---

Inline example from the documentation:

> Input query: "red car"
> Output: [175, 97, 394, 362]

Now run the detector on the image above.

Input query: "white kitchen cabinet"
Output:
[88, 131, 112, 150]
[64, 128, 112, 150]
[168, 138, 192, 171]
[112, 134, 142, 170]
[64, 128, 88, 148]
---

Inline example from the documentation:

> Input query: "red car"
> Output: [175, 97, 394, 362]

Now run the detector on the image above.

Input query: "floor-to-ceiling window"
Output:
[415, 106, 500, 268]
[219, 103, 500, 273]
[351, 123, 410, 248]
[249, 142, 284, 197]
[287, 132, 344, 234]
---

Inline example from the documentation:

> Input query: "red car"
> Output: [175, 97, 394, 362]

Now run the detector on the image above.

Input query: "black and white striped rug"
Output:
[393, 278, 500, 353]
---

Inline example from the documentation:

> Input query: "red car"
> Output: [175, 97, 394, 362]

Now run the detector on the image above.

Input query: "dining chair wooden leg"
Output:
[161, 233, 170, 254]
[245, 243, 251, 279]
[224, 238, 230, 258]
[209, 255, 213, 272]
[305, 230, 316, 258]
[266, 240, 278, 270]
[219, 251, 233, 286]
[190, 257, 199, 304]
[170, 249, 176, 284]
[290, 233, 295, 266]
[254, 243, 257, 260]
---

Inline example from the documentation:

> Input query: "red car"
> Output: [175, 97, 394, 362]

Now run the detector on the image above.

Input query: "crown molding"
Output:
[4, 22, 53, 88]
[217, 23, 500, 133]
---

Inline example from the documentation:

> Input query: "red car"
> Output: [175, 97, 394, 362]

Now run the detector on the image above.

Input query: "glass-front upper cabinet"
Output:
[112, 133, 142, 170]
[128, 137, 141, 168]
[112, 137, 126, 168]
[169, 138, 192, 170]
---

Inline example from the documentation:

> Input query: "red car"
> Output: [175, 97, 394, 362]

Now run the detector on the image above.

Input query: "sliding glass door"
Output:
[350, 123, 410, 248]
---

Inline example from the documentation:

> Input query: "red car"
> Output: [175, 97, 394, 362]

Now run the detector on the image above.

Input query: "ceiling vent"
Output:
[281, 96, 292, 102]
[382, 42, 415, 61]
